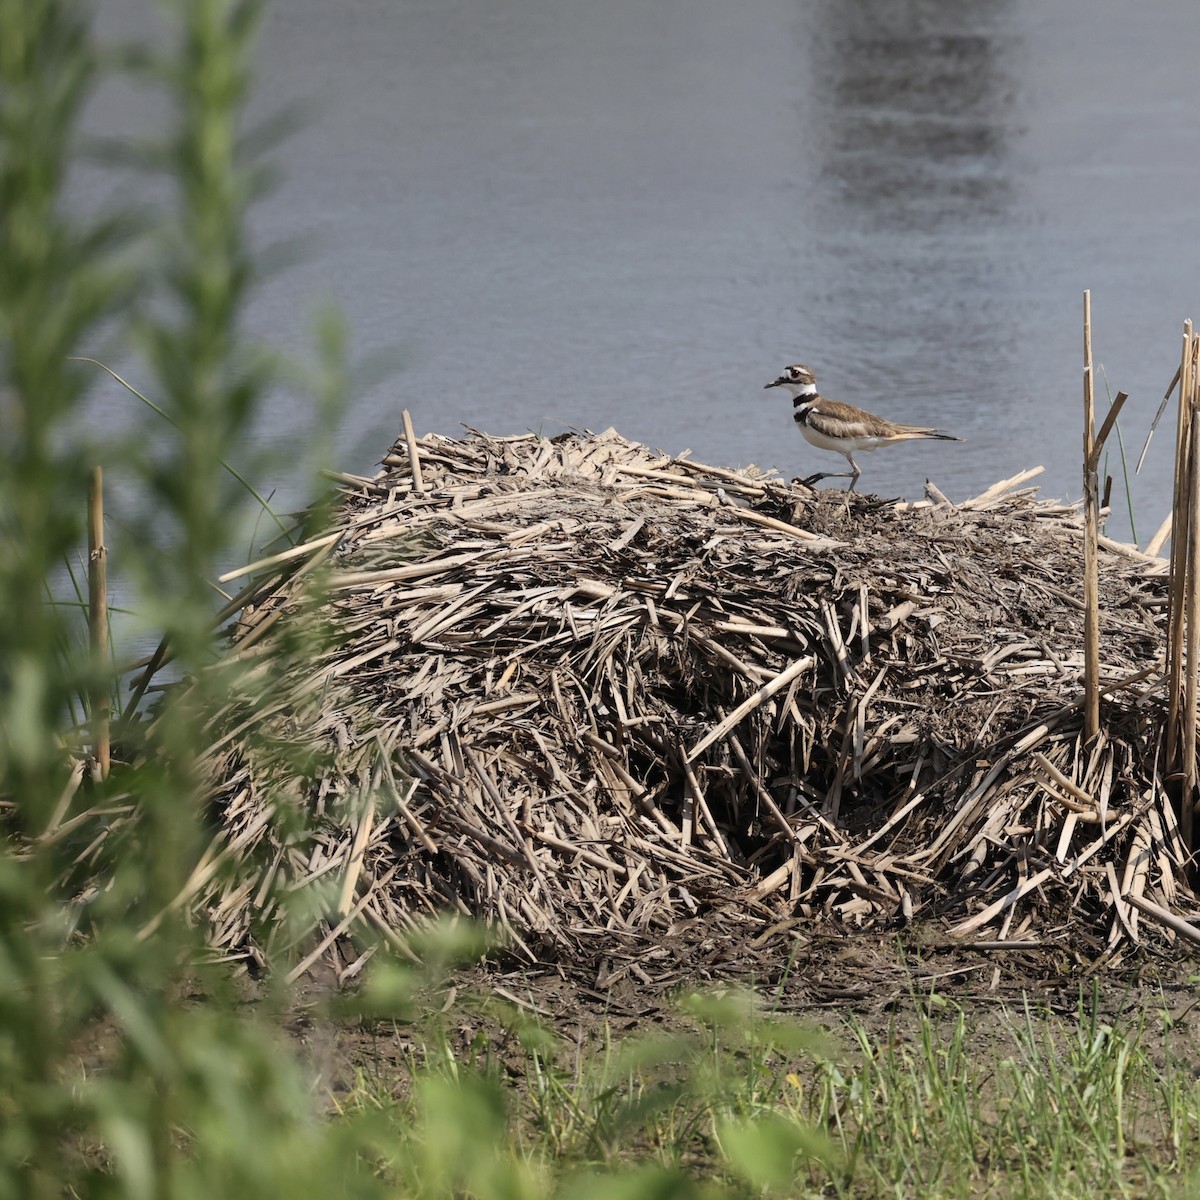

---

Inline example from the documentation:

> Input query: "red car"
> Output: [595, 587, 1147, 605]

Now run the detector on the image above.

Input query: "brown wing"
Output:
[811, 397, 959, 441]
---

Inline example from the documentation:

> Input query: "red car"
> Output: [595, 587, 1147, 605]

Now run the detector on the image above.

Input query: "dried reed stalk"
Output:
[1082, 292, 1101, 739]
[1081, 293, 1129, 743]
[1125, 891, 1200, 949]
[402, 408, 425, 494]
[1185, 336, 1200, 831]
[1166, 325, 1194, 772]
[88, 467, 109, 780]
[1165, 323, 1200, 850]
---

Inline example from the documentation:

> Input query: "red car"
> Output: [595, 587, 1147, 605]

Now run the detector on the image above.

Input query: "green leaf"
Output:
[559, 1164, 700, 1200]
[718, 1111, 839, 1192]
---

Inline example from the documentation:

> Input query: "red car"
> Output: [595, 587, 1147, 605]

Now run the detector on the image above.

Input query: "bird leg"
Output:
[844, 454, 862, 493]
[796, 454, 863, 491]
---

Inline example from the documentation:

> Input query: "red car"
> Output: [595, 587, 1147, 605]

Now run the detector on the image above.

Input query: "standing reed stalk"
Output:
[1166, 326, 1193, 769]
[1080, 293, 1128, 744]
[1164, 322, 1200, 850]
[1082, 292, 1101, 740]
[88, 465, 109, 779]
[1186, 337, 1200, 828]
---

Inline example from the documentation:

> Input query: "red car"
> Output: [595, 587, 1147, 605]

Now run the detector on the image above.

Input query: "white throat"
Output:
[784, 381, 818, 398]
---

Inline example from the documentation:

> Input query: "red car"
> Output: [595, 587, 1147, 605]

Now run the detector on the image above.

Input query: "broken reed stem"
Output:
[1125, 891, 1200, 949]
[1146, 513, 1173, 558]
[402, 409, 425, 494]
[88, 466, 110, 780]
[217, 530, 341, 586]
[1082, 290, 1101, 741]
[1136, 363, 1183, 475]
[685, 653, 815, 762]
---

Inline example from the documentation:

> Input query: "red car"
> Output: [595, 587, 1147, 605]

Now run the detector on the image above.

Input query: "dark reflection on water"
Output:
[769, 0, 1033, 496]
[807, 6, 1019, 231]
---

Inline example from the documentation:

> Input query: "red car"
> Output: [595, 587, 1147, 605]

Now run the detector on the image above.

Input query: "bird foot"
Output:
[795, 471, 858, 490]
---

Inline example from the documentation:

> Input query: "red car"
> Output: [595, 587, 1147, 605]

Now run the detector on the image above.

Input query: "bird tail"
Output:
[895, 427, 962, 442]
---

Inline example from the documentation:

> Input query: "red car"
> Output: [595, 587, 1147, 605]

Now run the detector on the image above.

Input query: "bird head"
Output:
[764, 364, 817, 396]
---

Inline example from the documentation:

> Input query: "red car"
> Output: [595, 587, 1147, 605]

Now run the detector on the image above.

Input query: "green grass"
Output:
[326, 982, 1200, 1200]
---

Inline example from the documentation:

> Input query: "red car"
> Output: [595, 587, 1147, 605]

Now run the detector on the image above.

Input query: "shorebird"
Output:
[764, 363, 961, 492]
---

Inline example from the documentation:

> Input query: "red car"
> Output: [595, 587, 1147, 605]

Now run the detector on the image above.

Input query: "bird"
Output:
[764, 363, 961, 492]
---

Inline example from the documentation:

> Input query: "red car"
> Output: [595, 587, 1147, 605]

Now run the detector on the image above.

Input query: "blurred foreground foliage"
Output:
[0, 4, 834, 1198]
[0, 1, 368, 1196]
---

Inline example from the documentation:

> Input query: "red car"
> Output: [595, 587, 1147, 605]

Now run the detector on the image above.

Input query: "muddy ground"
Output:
[286, 925, 1200, 1110]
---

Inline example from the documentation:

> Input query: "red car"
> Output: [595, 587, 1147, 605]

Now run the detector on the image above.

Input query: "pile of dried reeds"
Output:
[183, 421, 1197, 981]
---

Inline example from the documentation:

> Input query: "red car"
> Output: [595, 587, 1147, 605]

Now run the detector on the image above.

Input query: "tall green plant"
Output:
[0, 8, 127, 1197]
[0, 0, 131, 829]
[0, 3, 368, 1197]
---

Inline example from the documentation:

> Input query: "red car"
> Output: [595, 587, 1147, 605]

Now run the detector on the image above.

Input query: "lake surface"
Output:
[92, 0, 1200, 543]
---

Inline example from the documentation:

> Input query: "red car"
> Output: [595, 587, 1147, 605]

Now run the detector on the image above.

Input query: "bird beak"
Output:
[764, 378, 784, 390]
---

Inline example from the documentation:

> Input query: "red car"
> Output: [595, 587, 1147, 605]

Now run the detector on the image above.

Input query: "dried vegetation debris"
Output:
[197, 426, 1194, 980]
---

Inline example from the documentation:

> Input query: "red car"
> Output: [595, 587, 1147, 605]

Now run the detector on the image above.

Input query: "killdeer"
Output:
[764, 363, 961, 492]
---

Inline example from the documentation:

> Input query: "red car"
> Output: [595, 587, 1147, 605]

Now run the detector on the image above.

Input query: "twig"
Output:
[287, 866, 400, 984]
[1145, 513, 1172, 557]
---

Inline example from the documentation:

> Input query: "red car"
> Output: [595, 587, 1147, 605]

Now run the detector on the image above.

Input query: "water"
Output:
[90, 0, 1200, 541]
